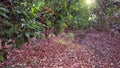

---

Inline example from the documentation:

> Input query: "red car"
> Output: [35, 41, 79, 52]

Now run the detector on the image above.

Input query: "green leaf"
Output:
[16, 39, 23, 50]
[16, 10, 22, 14]
[0, 12, 9, 18]
[0, 50, 6, 61]
[69, 33, 74, 38]
[0, 55, 5, 61]
[9, 27, 15, 35]
[25, 33, 30, 38]
[0, 7, 10, 13]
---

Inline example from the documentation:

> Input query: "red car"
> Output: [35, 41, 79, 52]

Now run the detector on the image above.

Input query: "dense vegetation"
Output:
[0, 0, 120, 61]
[93, 0, 120, 32]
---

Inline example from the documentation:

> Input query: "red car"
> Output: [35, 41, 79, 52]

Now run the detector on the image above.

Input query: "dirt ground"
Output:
[0, 29, 120, 68]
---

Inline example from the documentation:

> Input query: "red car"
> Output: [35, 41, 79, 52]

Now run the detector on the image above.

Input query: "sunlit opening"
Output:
[86, 0, 95, 5]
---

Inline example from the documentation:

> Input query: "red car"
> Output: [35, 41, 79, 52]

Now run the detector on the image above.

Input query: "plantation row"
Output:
[0, 0, 119, 61]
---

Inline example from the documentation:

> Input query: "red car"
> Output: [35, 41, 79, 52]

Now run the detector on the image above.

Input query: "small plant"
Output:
[69, 32, 75, 41]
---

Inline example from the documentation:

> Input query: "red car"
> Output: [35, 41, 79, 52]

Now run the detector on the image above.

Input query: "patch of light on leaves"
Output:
[86, 0, 95, 5]
[53, 38, 72, 46]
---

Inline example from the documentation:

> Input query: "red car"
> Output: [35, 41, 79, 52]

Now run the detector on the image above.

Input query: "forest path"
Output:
[0, 29, 120, 68]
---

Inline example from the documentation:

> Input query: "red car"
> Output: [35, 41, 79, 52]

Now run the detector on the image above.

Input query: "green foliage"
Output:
[42, 0, 68, 34]
[31, 0, 45, 15]
[93, 0, 120, 31]
[69, 32, 75, 40]
[0, 5, 9, 18]
[0, 0, 44, 61]
[105, 5, 118, 15]
[67, 0, 96, 29]
[41, 0, 94, 34]
[0, 0, 97, 61]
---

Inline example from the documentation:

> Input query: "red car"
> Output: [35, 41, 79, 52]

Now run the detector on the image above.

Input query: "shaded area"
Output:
[0, 29, 120, 68]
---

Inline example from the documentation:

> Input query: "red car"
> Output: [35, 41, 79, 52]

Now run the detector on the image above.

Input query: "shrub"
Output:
[92, 0, 120, 31]
[0, 0, 44, 61]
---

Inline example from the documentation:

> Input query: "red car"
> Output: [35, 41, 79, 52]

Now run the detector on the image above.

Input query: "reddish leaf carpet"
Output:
[0, 29, 120, 68]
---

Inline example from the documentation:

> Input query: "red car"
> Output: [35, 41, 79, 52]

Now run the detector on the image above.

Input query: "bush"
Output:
[92, 0, 120, 31]
[0, 0, 96, 61]
[0, 0, 44, 61]
[41, 0, 94, 34]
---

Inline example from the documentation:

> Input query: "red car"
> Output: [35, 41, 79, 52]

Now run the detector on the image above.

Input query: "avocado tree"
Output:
[0, 0, 97, 61]
[0, 0, 44, 61]
[40, 0, 96, 34]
